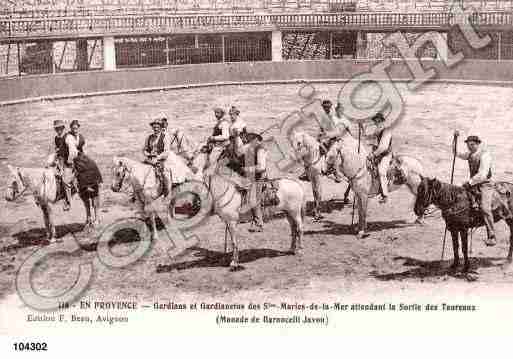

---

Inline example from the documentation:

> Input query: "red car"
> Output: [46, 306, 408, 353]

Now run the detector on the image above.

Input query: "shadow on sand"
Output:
[371, 255, 507, 281]
[1, 223, 84, 252]
[156, 246, 292, 272]
[304, 219, 412, 236]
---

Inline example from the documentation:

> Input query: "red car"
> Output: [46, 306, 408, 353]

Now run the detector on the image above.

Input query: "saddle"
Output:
[144, 160, 169, 197]
[239, 179, 280, 210]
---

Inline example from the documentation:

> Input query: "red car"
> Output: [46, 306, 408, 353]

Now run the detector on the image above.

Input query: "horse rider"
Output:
[367, 112, 393, 204]
[292, 131, 324, 221]
[205, 107, 231, 171]
[62, 119, 86, 210]
[454, 132, 496, 247]
[320, 101, 353, 181]
[323, 102, 354, 203]
[47, 119, 73, 211]
[232, 128, 268, 232]
[229, 106, 248, 141]
[143, 118, 171, 197]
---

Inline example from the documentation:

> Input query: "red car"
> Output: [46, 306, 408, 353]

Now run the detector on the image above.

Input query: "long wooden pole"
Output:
[441, 132, 458, 261]
[351, 124, 362, 227]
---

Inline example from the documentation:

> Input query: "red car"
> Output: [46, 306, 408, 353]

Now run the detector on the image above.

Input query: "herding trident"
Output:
[441, 131, 459, 261]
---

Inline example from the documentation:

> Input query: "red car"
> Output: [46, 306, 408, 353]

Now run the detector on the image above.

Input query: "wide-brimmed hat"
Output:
[322, 100, 333, 108]
[149, 118, 163, 127]
[70, 119, 80, 128]
[464, 135, 481, 144]
[213, 107, 225, 115]
[229, 106, 240, 116]
[53, 119, 65, 129]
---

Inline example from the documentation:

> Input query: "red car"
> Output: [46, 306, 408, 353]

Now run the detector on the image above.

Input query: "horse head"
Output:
[414, 176, 439, 217]
[386, 155, 407, 186]
[5, 165, 26, 202]
[111, 157, 129, 192]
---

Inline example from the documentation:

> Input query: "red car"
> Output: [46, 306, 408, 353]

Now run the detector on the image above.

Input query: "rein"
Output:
[337, 149, 366, 183]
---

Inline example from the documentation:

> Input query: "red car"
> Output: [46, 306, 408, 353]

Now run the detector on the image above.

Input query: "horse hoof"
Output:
[449, 263, 459, 272]
[289, 247, 303, 256]
[356, 231, 369, 239]
[229, 262, 241, 271]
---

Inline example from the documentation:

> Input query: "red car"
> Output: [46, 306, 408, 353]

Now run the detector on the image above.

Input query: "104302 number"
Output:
[13, 342, 48, 351]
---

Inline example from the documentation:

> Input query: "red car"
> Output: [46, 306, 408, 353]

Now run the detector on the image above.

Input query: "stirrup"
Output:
[484, 235, 497, 247]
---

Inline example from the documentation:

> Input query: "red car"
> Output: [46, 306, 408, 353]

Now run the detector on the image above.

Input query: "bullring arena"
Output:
[2, 0, 513, 335]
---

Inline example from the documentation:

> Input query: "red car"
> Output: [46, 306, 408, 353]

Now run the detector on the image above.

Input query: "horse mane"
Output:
[426, 177, 464, 206]
[393, 154, 425, 176]
[114, 156, 144, 171]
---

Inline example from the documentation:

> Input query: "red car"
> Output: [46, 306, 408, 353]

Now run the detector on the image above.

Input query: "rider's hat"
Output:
[372, 113, 386, 123]
[70, 119, 80, 128]
[213, 107, 225, 115]
[53, 119, 65, 129]
[149, 118, 163, 127]
[322, 100, 333, 108]
[229, 106, 240, 116]
[464, 135, 481, 144]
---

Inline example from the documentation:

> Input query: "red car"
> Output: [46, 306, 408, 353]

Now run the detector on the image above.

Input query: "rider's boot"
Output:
[482, 211, 497, 247]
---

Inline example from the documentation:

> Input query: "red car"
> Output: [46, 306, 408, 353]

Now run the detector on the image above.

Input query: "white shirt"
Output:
[65, 133, 85, 163]
[457, 145, 493, 186]
[230, 118, 247, 136]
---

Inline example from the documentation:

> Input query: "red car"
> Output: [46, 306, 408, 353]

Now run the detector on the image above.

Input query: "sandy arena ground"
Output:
[2, 82, 513, 308]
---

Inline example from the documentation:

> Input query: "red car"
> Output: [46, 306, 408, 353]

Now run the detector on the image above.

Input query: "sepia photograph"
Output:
[1, 0, 513, 355]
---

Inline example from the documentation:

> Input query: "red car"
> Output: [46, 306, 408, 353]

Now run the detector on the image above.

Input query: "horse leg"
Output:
[343, 184, 351, 204]
[227, 220, 239, 270]
[93, 195, 101, 226]
[150, 211, 159, 241]
[503, 219, 513, 270]
[450, 229, 460, 271]
[460, 229, 470, 273]
[81, 196, 92, 228]
[40, 205, 51, 241]
[286, 212, 303, 255]
[357, 193, 368, 238]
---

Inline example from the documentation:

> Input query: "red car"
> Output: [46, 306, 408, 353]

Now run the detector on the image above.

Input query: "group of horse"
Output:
[5, 121, 513, 274]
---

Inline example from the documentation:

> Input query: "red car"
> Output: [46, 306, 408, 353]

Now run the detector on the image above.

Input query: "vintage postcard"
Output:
[1, 0, 513, 356]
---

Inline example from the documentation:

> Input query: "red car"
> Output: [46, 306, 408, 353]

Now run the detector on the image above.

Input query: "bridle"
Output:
[7, 168, 29, 201]
[336, 147, 366, 183]
[113, 164, 130, 192]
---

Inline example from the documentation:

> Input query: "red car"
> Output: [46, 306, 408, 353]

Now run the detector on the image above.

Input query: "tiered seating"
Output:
[2, 0, 513, 15]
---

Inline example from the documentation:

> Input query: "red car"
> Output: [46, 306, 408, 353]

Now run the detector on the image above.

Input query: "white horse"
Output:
[188, 151, 306, 270]
[386, 154, 429, 223]
[111, 156, 194, 240]
[326, 134, 426, 237]
[4, 164, 100, 242]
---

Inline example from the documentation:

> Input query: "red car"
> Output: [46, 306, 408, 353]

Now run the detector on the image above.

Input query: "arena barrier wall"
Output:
[1, 59, 513, 105]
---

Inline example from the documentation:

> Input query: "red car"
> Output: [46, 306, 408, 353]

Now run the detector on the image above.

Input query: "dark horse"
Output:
[414, 177, 513, 273]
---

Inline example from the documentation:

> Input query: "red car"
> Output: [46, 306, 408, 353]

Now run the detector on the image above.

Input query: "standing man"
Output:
[233, 129, 267, 232]
[292, 131, 324, 221]
[205, 107, 231, 171]
[454, 132, 496, 246]
[367, 113, 393, 204]
[143, 118, 171, 197]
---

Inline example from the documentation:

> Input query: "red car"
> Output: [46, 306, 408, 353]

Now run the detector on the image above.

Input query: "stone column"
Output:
[271, 30, 283, 62]
[103, 36, 116, 71]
